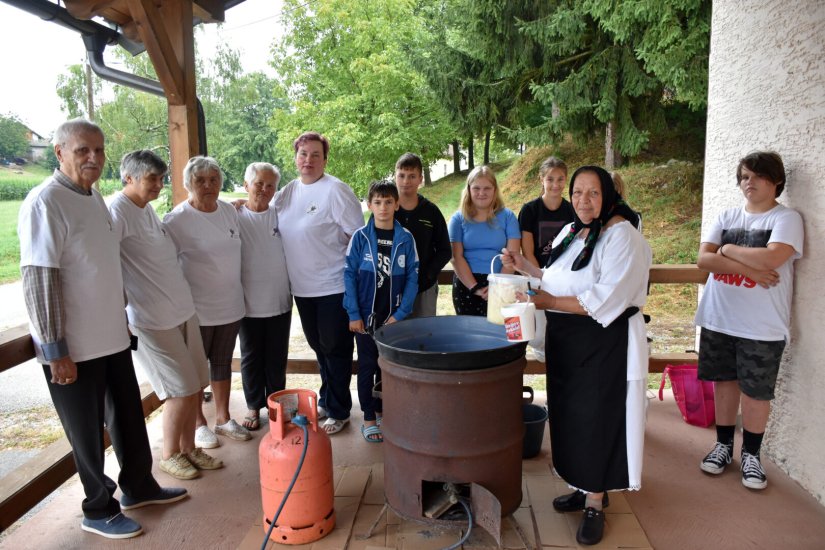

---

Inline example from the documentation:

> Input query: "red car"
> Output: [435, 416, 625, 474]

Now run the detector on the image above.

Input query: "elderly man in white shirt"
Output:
[18, 120, 185, 540]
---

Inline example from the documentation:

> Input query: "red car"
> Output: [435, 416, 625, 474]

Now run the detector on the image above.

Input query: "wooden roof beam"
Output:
[128, 0, 185, 103]
[63, 0, 122, 20]
[194, 0, 225, 22]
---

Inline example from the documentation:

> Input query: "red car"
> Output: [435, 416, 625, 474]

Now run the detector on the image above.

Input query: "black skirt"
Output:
[545, 309, 633, 492]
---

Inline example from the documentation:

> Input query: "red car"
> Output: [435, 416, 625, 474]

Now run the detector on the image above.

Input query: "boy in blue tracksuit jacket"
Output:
[344, 181, 418, 443]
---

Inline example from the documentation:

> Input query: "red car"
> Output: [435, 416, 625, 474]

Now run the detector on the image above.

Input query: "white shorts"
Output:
[131, 314, 209, 400]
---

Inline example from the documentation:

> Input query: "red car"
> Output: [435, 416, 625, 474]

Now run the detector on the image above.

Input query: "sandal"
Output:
[361, 424, 383, 443]
[321, 417, 349, 435]
[243, 413, 260, 431]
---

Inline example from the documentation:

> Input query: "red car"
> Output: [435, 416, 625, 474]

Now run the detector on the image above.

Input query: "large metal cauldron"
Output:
[375, 315, 527, 523]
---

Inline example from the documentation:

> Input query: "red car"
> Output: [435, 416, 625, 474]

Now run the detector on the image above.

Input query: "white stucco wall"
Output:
[703, 1, 825, 503]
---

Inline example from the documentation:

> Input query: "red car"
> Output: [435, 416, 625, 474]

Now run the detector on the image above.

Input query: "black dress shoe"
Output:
[576, 507, 605, 545]
[552, 490, 610, 512]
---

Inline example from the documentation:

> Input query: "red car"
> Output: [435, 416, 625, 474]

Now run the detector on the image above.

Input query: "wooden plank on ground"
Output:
[347, 503, 388, 550]
[335, 466, 372, 498]
[512, 507, 538, 550]
[310, 495, 360, 549]
[363, 464, 385, 505]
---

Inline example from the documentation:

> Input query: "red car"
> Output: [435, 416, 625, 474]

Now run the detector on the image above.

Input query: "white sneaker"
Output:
[195, 425, 220, 449]
[214, 419, 252, 441]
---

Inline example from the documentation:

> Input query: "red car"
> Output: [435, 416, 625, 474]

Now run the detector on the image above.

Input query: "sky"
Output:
[0, 0, 283, 136]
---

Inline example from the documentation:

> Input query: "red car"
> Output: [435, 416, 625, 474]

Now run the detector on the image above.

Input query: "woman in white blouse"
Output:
[502, 166, 651, 546]
[164, 156, 250, 449]
[236, 162, 292, 431]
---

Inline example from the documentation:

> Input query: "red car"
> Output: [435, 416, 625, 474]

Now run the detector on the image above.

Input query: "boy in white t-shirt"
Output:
[695, 151, 803, 490]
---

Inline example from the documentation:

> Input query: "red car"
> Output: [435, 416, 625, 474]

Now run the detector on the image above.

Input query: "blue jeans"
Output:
[355, 332, 382, 421]
[294, 293, 354, 420]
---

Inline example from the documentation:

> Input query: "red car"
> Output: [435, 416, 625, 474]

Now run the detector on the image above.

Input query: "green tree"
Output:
[38, 145, 59, 171]
[272, 0, 454, 196]
[200, 44, 292, 187]
[518, 1, 663, 167]
[56, 64, 102, 119]
[0, 114, 29, 159]
[584, 0, 711, 109]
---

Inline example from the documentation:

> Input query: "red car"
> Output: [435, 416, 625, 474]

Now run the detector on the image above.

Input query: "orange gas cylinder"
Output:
[259, 389, 335, 545]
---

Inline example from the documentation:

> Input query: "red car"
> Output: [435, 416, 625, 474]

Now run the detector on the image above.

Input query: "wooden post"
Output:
[162, 0, 199, 206]
[128, 0, 199, 206]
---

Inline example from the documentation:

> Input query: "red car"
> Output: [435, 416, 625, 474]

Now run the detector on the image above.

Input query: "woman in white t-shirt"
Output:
[236, 162, 292, 431]
[111, 150, 221, 479]
[164, 156, 250, 448]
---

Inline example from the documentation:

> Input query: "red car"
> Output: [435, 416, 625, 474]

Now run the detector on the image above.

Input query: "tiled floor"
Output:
[2, 385, 824, 549]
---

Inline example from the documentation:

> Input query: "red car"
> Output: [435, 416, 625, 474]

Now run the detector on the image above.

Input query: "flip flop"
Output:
[321, 417, 349, 435]
[361, 424, 383, 443]
[242, 414, 260, 431]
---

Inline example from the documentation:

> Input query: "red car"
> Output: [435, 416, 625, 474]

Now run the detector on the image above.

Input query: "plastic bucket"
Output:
[501, 302, 536, 342]
[487, 255, 530, 325]
[522, 403, 548, 458]
[658, 364, 715, 427]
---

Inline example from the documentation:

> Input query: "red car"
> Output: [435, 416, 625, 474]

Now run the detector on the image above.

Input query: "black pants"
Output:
[239, 312, 292, 410]
[452, 273, 488, 316]
[43, 347, 159, 519]
[294, 293, 354, 420]
[354, 332, 382, 421]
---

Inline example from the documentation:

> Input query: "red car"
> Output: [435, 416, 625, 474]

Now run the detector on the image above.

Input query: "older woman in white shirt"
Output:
[164, 156, 250, 448]
[110, 150, 221, 480]
[502, 166, 651, 546]
[236, 162, 292, 431]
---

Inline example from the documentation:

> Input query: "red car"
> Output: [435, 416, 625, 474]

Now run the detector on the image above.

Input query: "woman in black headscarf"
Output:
[502, 166, 651, 546]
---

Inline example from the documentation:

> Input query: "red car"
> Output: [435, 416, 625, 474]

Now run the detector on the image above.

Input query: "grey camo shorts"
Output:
[697, 327, 785, 400]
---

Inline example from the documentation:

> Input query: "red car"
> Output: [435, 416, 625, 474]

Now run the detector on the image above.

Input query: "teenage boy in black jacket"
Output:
[393, 153, 452, 317]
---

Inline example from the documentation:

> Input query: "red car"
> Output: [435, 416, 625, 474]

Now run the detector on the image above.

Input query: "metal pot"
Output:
[374, 315, 527, 370]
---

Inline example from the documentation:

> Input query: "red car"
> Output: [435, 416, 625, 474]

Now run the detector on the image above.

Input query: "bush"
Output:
[0, 178, 39, 200]
[97, 179, 122, 197]
[0, 177, 121, 200]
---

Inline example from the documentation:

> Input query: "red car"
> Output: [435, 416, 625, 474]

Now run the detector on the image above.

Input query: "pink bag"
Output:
[658, 364, 715, 427]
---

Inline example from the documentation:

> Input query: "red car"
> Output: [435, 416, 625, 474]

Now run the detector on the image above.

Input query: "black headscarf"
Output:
[547, 165, 640, 271]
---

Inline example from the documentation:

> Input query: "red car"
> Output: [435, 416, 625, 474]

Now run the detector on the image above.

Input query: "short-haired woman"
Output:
[273, 132, 365, 435]
[110, 150, 222, 479]
[236, 162, 292, 431]
[164, 156, 251, 448]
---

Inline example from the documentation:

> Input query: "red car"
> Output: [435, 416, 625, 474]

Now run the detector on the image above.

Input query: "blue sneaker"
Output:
[120, 487, 188, 510]
[81, 513, 143, 539]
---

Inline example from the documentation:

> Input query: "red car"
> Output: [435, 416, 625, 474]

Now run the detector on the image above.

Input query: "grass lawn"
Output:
[0, 200, 22, 283]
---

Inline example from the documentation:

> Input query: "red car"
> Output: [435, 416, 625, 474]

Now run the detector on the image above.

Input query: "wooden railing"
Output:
[0, 264, 707, 531]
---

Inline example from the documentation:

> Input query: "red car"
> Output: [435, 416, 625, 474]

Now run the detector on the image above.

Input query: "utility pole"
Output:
[85, 62, 95, 121]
